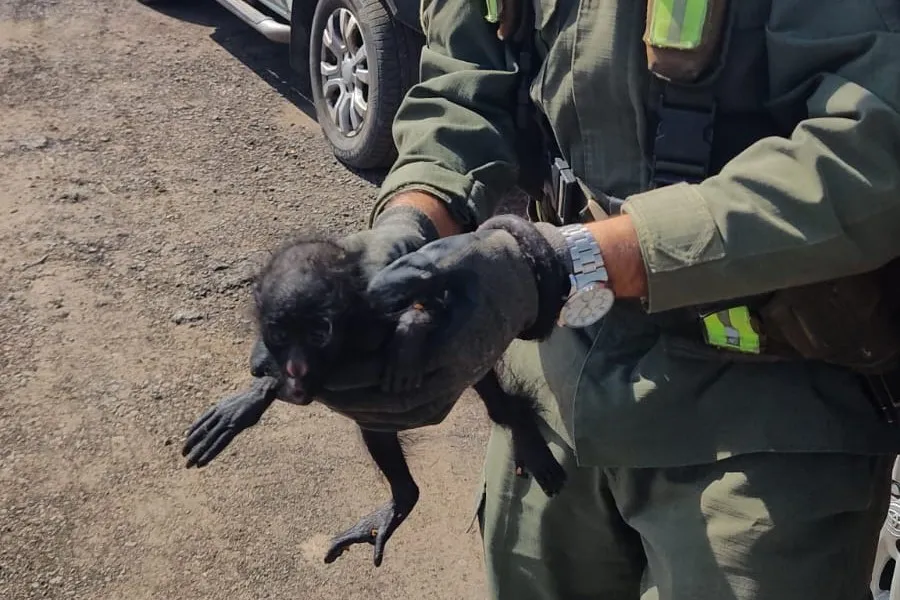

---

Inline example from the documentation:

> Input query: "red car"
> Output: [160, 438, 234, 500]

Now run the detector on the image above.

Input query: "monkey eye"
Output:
[306, 318, 333, 348]
[265, 329, 290, 353]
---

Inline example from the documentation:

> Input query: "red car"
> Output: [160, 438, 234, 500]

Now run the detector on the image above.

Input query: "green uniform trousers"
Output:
[475, 340, 894, 600]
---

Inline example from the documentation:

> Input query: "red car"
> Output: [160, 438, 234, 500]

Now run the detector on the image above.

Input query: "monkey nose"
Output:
[286, 359, 308, 379]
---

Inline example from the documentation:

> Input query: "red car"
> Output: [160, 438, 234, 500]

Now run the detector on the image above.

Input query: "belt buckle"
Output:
[550, 157, 579, 224]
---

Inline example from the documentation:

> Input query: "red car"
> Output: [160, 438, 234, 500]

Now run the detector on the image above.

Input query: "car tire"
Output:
[308, 0, 418, 170]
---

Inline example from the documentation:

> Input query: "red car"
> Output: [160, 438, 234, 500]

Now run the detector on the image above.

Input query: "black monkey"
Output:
[181, 235, 566, 567]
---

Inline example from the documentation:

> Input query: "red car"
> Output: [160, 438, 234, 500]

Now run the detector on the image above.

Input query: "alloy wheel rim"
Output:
[318, 8, 369, 137]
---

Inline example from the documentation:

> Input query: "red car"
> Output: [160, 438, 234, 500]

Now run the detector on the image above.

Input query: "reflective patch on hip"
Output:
[702, 305, 761, 354]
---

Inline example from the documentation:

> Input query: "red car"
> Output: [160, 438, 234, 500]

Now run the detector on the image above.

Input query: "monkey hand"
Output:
[249, 337, 281, 379]
[181, 376, 279, 468]
[317, 215, 571, 432]
[323, 487, 420, 567]
[338, 204, 439, 281]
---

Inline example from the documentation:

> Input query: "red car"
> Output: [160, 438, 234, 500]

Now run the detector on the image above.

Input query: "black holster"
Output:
[758, 261, 900, 375]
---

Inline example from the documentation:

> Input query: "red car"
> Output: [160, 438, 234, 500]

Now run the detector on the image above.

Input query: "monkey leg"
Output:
[324, 428, 420, 567]
[473, 369, 567, 497]
[381, 305, 435, 393]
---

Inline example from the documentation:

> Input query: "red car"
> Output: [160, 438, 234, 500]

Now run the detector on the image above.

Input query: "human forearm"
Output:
[368, 0, 521, 232]
[585, 215, 648, 300]
[621, 11, 900, 313]
[623, 82, 900, 313]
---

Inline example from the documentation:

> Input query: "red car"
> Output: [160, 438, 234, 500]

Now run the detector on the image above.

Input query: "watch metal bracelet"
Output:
[559, 224, 608, 289]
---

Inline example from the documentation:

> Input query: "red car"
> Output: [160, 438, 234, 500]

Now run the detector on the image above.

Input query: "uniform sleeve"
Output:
[368, 0, 522, 230]
[622, 1, 900, 313]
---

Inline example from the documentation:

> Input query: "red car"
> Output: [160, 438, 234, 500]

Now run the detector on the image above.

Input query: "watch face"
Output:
[560, 283, 615, 328]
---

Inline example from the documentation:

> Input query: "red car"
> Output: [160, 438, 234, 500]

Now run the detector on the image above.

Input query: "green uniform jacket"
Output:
[372, 0, 900, 467]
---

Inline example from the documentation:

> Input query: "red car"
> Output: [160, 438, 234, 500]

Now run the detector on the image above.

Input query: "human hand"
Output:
[338, 204, 440, 280]
[316, 215, 572, 431]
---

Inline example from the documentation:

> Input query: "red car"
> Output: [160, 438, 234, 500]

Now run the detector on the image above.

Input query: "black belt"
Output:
[864, 370, 900, 425]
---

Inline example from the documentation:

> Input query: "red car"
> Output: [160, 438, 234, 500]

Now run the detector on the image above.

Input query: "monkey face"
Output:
[252, 237, 369, 405]
[263, 316, 339, 405]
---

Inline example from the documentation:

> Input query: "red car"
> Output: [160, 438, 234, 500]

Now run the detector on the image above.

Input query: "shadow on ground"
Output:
[144, 0, 389, 186]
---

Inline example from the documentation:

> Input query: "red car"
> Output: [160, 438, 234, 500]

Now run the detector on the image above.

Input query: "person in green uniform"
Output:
[313, 0, 900, 598]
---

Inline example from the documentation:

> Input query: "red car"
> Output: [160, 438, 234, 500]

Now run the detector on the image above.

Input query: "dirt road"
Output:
[0, 1, 493, 598]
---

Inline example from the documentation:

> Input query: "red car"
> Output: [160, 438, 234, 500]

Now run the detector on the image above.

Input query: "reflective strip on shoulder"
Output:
[484, 0, 500, 23]
[647, 0, 710, 50]
[702, 306, 761, 354]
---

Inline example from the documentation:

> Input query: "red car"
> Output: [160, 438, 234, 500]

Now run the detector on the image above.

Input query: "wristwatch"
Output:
[557, 224, 615, 328]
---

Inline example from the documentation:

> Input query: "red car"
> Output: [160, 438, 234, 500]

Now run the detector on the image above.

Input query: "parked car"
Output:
[144, 0, 423, 170]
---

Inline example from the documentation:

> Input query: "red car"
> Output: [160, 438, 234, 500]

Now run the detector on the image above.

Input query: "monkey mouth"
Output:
[285, 378, 314, 405]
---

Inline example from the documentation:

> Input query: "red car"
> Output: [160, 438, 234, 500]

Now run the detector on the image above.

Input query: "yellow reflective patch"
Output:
[484, 0, 500, 23]
[648, 0, 710, 50]
[702, 306, 761, 354]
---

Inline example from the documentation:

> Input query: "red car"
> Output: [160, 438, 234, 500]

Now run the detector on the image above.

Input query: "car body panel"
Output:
[208, 0, 423, 168]
[257, 0, 420, 32]
[256, 0, 291, 20]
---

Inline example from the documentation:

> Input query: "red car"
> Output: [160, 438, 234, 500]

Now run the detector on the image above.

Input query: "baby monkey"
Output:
[181, 234, 566, 567]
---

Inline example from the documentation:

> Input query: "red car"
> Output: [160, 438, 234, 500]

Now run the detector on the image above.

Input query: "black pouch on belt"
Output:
[757, 259, 900, 376]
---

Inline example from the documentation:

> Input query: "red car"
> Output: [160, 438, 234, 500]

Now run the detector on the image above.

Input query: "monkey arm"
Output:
[249, 337, 281, 379]
[324, 428, 420, 567]
[181, 375, 279, 468]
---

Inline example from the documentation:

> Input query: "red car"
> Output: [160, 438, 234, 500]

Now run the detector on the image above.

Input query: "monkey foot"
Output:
[514, 459, 528, 478]
[323, 498, 416, 567]
[381, 339, 426, 393]
[381, 359, 424, 393]
[513, 435, 567, 498]
[381, 306, 432, 393]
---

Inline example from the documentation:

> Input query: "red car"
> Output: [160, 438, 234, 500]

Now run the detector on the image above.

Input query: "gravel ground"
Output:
[0, 1, 497, 598]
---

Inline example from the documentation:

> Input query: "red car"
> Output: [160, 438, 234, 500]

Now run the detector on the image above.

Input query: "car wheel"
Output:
[308, 0, 417, 170]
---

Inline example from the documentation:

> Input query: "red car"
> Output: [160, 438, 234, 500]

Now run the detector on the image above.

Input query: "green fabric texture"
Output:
[475, 339, 893, 600]
[367, 0, 521, 230]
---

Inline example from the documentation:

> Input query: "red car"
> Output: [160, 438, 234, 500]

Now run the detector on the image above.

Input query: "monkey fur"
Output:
[182, 234, 566, 567]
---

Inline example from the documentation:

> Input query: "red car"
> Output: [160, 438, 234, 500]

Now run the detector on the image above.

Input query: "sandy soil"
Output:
[0, 1, 496, 598]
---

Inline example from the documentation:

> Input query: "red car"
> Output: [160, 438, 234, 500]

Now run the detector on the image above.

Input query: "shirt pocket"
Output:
[680, 0, 770, 87]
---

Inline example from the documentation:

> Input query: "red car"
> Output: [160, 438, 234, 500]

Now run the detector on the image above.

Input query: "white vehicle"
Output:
[144, 0, 423, 170]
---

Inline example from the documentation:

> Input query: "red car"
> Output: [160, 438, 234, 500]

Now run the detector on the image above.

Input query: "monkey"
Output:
[181, 234, 566, 567]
